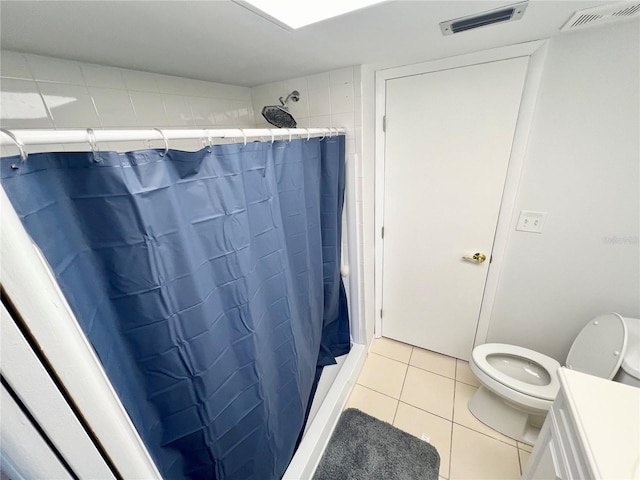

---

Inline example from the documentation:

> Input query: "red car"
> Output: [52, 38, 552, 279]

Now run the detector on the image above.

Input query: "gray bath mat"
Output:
[313, 408, 440, 480]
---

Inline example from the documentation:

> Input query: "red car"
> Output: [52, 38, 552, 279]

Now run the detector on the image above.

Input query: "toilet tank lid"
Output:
[621, 317, 640, 378]
[566, 313, 627, 380]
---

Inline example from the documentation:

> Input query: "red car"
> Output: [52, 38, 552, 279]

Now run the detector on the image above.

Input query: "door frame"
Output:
[374, 40, 549, 349]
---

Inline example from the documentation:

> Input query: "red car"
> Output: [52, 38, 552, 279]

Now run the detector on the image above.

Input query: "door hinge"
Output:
[381, 226, 385, 239]
[382, 115, 387, 132]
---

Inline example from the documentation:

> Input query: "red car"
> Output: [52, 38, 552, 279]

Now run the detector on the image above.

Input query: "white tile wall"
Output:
[0, 50, 256, 154]
[250, 65, 359, 157]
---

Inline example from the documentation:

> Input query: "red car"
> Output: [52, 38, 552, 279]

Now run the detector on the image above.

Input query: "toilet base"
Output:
[468, 385, 546, 445]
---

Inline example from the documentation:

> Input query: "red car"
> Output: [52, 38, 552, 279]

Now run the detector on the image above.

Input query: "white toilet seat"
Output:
[472, 343, 561, 401]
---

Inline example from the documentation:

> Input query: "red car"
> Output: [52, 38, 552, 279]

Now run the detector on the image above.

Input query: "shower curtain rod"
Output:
[0, 127, 347, 159]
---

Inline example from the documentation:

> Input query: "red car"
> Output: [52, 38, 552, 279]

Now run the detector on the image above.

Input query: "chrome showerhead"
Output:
[262, 90, 300, 128]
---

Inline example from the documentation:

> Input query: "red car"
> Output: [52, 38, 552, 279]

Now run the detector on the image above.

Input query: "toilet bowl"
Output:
[468, 313, 640, 444]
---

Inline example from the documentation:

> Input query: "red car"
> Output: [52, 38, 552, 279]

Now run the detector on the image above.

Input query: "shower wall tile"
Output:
[129, 91, 168, 126]
[190, 97, 219, 127]
[1, 50, 256, 144]
[306, 72, 330, 91]
[307, 115, 332, 129]
[122, 69, 161, 93]
[163, 94, 195, 127]
[81, 64, 127, 89]
[0, 78, 53, 128]
[331, 112, 355, 133]
[39, 82, 100, 128]
[251, 82, 285, 103]
[330, 68, 353, 86]
[25, 54, 85, 85]
[285, 77, 308, 94]
[0, 51, 32, 80]
[330, 82, 354, 114]
[289, 95, 310, 120]
[308, 88, 331, 116]
[154, 74, 189, 95]
[89, 87, 137, 127]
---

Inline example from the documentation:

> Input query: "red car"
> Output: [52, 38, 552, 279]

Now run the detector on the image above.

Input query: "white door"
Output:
[381, 57, 529, 360]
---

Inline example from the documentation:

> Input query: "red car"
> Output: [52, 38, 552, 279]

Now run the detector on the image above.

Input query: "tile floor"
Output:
[345, 337, 534, 479]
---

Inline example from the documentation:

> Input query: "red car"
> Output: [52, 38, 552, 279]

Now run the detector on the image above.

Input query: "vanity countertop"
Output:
[558, 368, 640, 479]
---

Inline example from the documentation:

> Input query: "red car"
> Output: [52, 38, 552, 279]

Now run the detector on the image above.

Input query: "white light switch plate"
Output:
[516, 210, 547, 233]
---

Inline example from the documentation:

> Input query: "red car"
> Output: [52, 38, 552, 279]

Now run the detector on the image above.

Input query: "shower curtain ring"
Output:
[0, 128, 28, 163]
[239, 129, 247, 146]
[153, 128, 169, 157]
[204, 129, 213, 152]
[269, 129, 275, 144]
[287, 128, 292, 143]
[86, 128, 101, 162]
[304, 128, 311, 142]
[318, 128, 326, 141]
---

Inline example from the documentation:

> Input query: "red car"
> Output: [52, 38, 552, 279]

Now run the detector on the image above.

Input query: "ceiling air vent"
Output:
[561, 2, 640, 31]
[440, 2, 528, 36]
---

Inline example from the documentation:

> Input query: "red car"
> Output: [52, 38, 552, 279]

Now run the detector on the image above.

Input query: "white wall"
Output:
[486, 19, 640, 361]
[0, 50, 255, 155]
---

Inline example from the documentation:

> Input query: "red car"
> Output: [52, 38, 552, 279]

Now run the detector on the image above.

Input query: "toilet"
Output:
[468, 313, 640, 444]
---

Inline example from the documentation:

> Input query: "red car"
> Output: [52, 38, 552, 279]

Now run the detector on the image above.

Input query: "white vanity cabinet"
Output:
[521, 368, 640, 480]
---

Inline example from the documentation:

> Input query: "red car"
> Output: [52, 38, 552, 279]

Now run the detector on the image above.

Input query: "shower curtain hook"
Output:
[319, 128, 326, 141]
[153, 128, 169, 157]
[86, 128, 101, 162]
[269, 129, 275, 144]
[239, 129, 247, 146]
[304, 128, 311, 142]
[204, 129, 213, 152]
[288, 128, 292, 143]
[0, 128, 28, 164]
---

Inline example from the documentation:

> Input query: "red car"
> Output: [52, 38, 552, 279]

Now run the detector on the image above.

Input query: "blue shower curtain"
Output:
[1, 136, 350, 479]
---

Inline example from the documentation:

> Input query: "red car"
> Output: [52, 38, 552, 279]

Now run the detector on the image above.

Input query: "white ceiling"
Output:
[0, 0, 611, 87]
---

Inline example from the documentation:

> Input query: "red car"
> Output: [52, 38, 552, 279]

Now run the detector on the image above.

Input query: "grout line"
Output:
[391, 363, 409, 424]
[451, 379, 458, 426]
[518, 448, 523, 475]
[449, 376, 457, 478]
[368, 349, 412, 365]
[455, 423, 519, 449]
[451, 419, 519, 447]
[366, 351, 409, 366]
[448, 415, 454, 480]
[407, 362, 456, 381]
[355, 383, 401, 403]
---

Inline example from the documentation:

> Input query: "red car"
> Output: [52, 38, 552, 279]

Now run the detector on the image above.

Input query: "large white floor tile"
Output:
[357, 353, 407, 399]
[453, 382, 516, 446]
[518, 449, 532, 475]
[394, 402, 452, 478]
[400, 366, 455, 420]
[455, 359, 481, 387]
[450, 424, 520, 480]
[411, 347, 456, 378]
[517, 441, 534, 453]
[370, 337, 413, 363]
[345, 384, 398, 424]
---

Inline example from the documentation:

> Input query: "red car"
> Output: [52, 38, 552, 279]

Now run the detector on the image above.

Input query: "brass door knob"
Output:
[462, 252, 486, 264]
